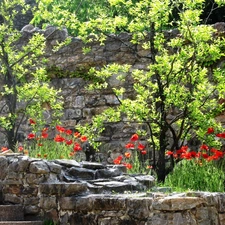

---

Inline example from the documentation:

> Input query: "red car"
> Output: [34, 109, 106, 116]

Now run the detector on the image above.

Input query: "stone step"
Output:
[0, 205, 24, 221]
[0, 205, 43, 225]
[0, 222, 43, 225]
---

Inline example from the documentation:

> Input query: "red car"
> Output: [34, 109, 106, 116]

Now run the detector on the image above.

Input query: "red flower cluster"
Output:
[125, 134, 147, 155]
[113, 155, 132, 170]
[26, 121, 88, 158]
[113, 155, 123, 164]
[113, 133, 150, 170]
[166, 144, 224, 161]
[166, 127, 225, 161]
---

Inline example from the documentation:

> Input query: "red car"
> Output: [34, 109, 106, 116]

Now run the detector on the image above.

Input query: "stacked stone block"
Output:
[1, 154, 225, 224]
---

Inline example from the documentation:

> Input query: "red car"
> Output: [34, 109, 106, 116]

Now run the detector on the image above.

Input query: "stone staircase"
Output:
[0, 205, 43, 225]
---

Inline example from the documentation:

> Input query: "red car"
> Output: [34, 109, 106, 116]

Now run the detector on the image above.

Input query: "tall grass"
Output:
[164, 159, 225, 192]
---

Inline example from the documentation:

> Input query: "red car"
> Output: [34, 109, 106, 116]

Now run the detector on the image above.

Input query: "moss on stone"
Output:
[46, 66, 103, 83]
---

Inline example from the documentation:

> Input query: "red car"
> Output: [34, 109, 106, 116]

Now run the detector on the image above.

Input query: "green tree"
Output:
[75, 0, 225, 182]
[0, 0, 63, 150]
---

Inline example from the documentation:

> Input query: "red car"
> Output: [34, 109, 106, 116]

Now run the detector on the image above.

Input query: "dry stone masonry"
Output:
[1, 22, 225, 224]
[1, 154, 225, 224]
[1, 23, 225, 158]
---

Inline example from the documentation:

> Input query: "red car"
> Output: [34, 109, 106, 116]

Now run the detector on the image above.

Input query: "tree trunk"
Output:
[6, 129, 17, 150]
[156, 127, 167, 183]
[156, 148, 166, 183]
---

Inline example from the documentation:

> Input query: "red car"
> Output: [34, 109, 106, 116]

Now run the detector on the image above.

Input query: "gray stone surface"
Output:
[1, 155, 225, 224]
[2, 23, 225, 163]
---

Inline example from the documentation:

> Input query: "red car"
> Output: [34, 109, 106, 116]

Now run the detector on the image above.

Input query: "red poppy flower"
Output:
[141, 150, 147, 155]
[113, 155, 123, 164]
[54, 135, 65, 142]
[180, 152, 192, 160]
[80, 135, 88, 142]
[38, 143, 43, 146]
[18, 146, 24, 152]
[43, 154, 48, 158]
[130, 134, 139, 142]
[69, 152, 75, 157]
[216, 133, 225, 138]
[207, 127, 214, 134]
[41, 132, 48, 139]
[181, 145, 188, 152]
[190, 151, 197, 158]
[37, 153, 41, 158]
[27, 133, 35, 139]
[56, 125, 65, 133]
[125, 143, 135, 149]
[210, 148, 217, 153]
[65, 139, 73, 145]
[202, 153, 209, 159]
[166, 150, 173, 156]
[1, 147, 8, 152]
[73, 143, 82, 151]
[206, 156, 214, 161]
[200, 144, 209, 151]
[124, 152, 131, 158]
[213, 149, 223, 158]
[123, 163, 132, 169]
[137, 143, 145, 151]
[74, 132, 81, 138]
[42, 127, 48, 132]
[176, 146, 188, 154]
[65, 129, 72, 135]
[113, 158, 121, 164]
[29, 118, 36, 125]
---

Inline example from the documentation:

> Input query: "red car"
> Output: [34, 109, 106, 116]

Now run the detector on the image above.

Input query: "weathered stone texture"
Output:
[2, 23, 225, 162]
[0, 155, 225, 224]
[0, 24, 151, 159]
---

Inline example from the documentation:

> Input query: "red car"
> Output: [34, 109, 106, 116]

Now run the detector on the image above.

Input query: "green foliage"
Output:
[0, 0, 63, 149]
[70, 0, 225, 182]
[164, 159, 224, 192]
[23, 125, 88, 161]
[43, 219, 57, 225]
[46, 66, 104, 83]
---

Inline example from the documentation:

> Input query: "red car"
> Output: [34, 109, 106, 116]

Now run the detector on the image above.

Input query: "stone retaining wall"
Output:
[1, 154, 225, 225]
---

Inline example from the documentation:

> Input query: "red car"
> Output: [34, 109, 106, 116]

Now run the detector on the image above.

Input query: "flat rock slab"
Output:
[93, 181, 139, 192]
[81, 161, 106, 170]
[53, 159, 81, 168]
[152, 196, 206, 211]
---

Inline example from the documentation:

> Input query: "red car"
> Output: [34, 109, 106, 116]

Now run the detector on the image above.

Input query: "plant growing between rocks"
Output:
[164, 127, 225, 192]
[113, 133, 153, 174]
[21, 121, 89, 160]
[74, 0, 225, 182]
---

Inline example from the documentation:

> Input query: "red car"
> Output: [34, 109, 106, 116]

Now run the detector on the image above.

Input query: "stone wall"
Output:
[1, 23, 225, 158]
[0, 23, 150, 157]
[1, 154, 225, 225]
